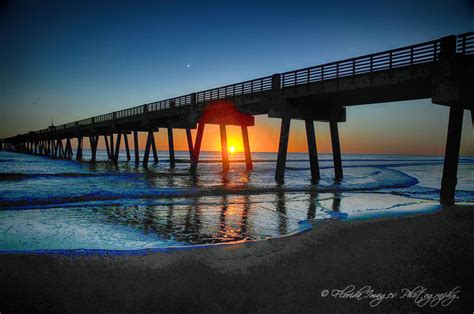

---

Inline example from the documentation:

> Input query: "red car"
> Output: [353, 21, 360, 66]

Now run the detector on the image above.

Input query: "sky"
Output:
[0, 0, 473, 156]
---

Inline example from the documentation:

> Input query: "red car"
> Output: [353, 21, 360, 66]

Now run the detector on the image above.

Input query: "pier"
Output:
[1, 32, 473, 204]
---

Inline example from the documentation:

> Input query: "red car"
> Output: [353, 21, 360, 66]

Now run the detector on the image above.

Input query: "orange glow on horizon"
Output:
[89, 113, 473, 156]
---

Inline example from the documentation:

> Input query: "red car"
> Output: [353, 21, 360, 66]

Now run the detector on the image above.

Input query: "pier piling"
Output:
[440, 105, 464, 204]
[113, 133, 122, 164]
[65, 138, 72, 159]
[275, 118, 291, 183]
[90, 136, 98, 161]
[142, 130, 153, 167]
[186, 128, 195, 169]
[168, 128, 175, 168]
[305, 120, 320, 182]
[103, 135, 111, 160]
[58, 139, 64, 158]
[220, 124, 230, 171]
[191, 123, 205, 170]
[329, 121, 343, 181]
[124, 133, 131, 161]
[241, 126, 253, 171]
[133, 130, 139, 164]
[150, 131, 158, 163]
[76, 137, 83, 161]
[109, 134, 114, 160]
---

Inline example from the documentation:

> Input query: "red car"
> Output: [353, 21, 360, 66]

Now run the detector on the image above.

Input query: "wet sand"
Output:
[1, 205, 473, 313]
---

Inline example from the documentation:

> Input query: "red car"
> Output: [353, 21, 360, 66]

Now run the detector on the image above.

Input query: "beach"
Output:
[1, 204, 473, 313]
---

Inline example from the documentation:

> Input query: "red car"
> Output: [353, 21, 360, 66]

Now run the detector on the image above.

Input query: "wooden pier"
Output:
[2, 32, 473, 204]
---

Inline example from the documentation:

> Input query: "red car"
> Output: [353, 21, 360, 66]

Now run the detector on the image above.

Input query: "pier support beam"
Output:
[124, 133, 131, 161]
[220, 124, 230, 172]
[151, 131, 158, 164]
[65, 138, 72, 159]
[58, 139, 64, 158]
[53, 140, 57, 157]
[241, 126, 253, 171]
[56, 139, 63, 158]
[275, 118, 291, 183]
[113, 133, 122, 164]
[186, 128, 195, 169]
[329, 121, 343, 181]
[191, 123, 205, 171]
[142, 130, 154, 167]
[305, 120, 320, 182]
[90, 136, 98, 162]
[53, 140, 59, 158]
[46, 140, 51, 156]
[168, 128, 175, 169]
[133, 131, 139, 165]
[76, 137, 83, 161]
[104, 135, 111, 160]
[440, 105, 464, 204]
[110, 134, 114, 160]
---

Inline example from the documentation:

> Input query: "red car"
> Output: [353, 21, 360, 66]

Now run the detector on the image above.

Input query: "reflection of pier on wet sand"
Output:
[94, 191, 349, 244]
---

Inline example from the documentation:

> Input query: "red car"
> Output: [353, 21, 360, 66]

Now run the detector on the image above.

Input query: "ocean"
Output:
[0, 150, 472, 252]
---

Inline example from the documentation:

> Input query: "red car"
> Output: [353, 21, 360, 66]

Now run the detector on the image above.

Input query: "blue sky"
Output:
[1, 0, 473, 155]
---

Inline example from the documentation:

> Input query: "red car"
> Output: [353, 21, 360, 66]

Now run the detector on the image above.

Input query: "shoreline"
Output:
[1, 204, 473, 312]
[0, 199, 438, 255]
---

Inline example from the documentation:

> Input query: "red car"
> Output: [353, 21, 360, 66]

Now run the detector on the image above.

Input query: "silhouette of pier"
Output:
[1, 32, 473, 204]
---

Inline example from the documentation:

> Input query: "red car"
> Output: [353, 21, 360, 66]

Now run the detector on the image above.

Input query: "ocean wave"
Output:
[286, 160, 472, 171]
[0, 167, 419, 210]
[389, 188, 474, 203]
[0, 172, 138, 181]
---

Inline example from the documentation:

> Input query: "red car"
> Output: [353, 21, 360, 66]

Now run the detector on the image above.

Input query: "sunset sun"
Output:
[229, 146, 236, 153]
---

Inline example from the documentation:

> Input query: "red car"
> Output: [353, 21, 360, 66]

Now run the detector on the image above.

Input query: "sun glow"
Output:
[226, 133, 243, 153]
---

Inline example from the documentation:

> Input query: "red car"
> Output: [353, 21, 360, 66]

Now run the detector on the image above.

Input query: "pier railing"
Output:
[281, 39, 441, 89]
[457, 31, 474, 55]
[196, 75, 273, 103]
[11, 31, 474, 136]
[147, 94, 192, 112]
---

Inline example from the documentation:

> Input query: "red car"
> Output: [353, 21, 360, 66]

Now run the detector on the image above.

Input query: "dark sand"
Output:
[1, 205, 473, 313]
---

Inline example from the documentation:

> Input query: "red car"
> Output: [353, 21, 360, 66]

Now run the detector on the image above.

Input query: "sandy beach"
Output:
[1, 204, 473, 313]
